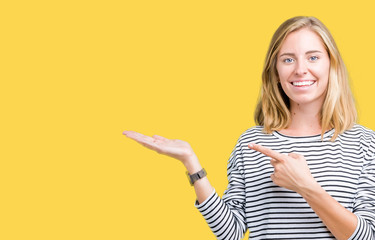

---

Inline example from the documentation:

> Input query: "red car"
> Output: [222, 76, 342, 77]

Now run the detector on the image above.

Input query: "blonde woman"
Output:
[123, 16, 375, 239]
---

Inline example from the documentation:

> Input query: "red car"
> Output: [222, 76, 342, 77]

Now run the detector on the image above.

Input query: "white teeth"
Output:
[292, 81, 315, 86]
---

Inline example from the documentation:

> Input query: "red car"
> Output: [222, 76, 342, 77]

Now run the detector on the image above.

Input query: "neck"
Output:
[281, 101, 323, 136]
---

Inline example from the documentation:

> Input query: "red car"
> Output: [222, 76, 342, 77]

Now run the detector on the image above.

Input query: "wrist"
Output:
[183, 156, 202, 174]
[186, 168, 207, 186]
[299, 180, 324, 200]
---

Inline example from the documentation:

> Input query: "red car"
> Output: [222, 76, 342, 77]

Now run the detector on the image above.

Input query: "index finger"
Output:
[248, 143, 287, 162]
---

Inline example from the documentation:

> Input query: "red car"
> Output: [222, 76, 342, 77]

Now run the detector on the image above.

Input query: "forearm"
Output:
[301, 183, 357, 240]
[184, 156, 214, 204]
[188, 152, 247, 239]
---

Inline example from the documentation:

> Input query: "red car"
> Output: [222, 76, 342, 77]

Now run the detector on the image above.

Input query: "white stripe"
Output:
[196, 124, 375, 239]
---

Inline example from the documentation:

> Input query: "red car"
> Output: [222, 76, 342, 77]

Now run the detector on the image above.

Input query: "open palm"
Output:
[123, 131, 196, 164]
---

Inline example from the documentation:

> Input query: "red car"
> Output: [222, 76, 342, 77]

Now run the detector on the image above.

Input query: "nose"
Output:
[295, 61, 308, 76]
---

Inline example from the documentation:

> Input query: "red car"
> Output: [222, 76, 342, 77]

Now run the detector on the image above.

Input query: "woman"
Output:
[123, 16, 375, 239]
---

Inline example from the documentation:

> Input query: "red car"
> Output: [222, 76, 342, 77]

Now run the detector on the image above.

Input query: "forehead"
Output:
[279, 28, 327, 53]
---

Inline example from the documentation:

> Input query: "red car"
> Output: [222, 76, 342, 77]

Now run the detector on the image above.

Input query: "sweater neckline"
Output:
[272, 128, 335, 142]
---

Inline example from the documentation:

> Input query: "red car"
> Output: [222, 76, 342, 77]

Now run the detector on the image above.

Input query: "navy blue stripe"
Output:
[196, 124, 375, 240]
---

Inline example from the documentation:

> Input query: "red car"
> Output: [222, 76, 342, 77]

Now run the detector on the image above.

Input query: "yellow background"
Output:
[2, 0, 375, 239]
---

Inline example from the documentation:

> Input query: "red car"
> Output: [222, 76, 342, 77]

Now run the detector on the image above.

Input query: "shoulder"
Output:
[228, 126, 268, 166]
[340, 124, 375, 140]
[236, 126, 273, 145]
[340, 124, 375, 155]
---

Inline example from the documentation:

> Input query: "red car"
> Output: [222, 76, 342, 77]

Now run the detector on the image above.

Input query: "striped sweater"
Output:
[195, 124, 375, 239]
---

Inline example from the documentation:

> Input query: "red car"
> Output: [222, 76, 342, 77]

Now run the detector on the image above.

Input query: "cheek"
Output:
[279, 81, 290, 96]
[311, 63, 330, 81]
[277, 66, 292, 83]
[324, 64, 330, 79]
[276, 64, 285, 81]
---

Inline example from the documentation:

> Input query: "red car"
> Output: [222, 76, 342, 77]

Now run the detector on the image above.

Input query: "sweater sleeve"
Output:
[349, 137, 375, 239]
[195, 140, 247, 240]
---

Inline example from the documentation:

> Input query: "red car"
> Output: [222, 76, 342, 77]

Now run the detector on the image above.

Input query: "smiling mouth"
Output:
[291, 80, 316, 87]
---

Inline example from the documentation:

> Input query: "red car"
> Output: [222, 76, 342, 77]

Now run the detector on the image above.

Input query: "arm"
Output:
[123, 131, 247, 240]
[123, 131, 214, 203]
[195, 143, 247, 240]
[350, 156, 375, 239]
[299, 180, 357, 240]
[183, 154, 214, 204]
[248, 143, 359, 240]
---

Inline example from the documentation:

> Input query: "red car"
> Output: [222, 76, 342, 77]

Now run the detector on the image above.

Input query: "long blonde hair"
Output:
[254, 16, 357, 140]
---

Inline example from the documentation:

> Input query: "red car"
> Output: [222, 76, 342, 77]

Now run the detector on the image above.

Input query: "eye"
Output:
[309, 56, 319, 61]
[283, 58, 294, 63]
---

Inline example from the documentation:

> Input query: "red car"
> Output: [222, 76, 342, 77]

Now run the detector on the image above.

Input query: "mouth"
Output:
[290, 80, 316, 87]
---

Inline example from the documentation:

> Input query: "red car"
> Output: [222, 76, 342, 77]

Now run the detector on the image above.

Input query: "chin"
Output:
[288, 96, 325, 107]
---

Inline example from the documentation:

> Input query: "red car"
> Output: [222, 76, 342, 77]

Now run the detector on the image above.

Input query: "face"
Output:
[276, 28, 330, 109]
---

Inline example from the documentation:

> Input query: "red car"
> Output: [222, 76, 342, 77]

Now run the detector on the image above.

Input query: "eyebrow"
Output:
[279, 50, 323, 57]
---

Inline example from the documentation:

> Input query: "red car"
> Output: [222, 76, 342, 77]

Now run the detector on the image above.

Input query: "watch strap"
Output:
[186, 168, 207, 186]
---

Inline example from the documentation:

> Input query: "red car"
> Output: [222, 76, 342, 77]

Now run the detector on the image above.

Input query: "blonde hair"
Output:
[254, 16, 357, 140]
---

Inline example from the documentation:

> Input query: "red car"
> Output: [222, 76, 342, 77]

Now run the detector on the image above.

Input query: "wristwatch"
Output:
[186, 168, 207, 186]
